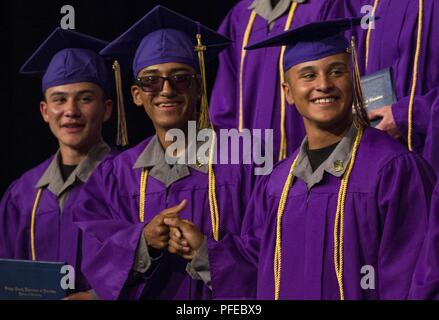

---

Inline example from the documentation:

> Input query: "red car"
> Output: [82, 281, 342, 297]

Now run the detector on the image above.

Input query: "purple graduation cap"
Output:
[19, 27, 111, 95]
[245, 18, 364, 71]
[99, 5, 231, 78]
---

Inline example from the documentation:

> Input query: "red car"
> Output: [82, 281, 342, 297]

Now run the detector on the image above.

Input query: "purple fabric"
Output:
[99, 5, 230, 78]
[133, 29, 199, 77]
[328, 0, 439, 175]
[209, 0, 344, 160]
[19, 28, 111, 94]
[73, 136, 257, 300]
[245, 18, 363, 70]
[0, 156, 103, 293]
[42, 48, 112, 94]
[282, 33, 349, 71]
[209, 127, 436, 299]
[409, 183, 439, 299]
[410, 183, 439, 300]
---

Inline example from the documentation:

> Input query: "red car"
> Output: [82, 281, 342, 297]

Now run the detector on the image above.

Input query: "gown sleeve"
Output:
[73, 160, 152, 300]
[374, 152, 436, 299]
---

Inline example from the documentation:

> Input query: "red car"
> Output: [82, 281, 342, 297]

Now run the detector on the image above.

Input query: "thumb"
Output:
[162, 199, 187, 217]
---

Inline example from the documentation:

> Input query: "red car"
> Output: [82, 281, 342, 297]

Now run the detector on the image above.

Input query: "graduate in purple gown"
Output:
[209, 0, 348, 162]
[167, 18, 437, 300]
[72, 6, 259, 300]
[0, 28, 116, 299]
[327, 0, 439, 175]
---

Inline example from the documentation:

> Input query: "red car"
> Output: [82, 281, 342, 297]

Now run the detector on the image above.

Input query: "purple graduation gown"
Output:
[0, 151, 115, 292]
[73, 136, 257, 300]
[209, 0, 344, 160]
[208, 127, 436, 299]
[329, 0, 439, 175]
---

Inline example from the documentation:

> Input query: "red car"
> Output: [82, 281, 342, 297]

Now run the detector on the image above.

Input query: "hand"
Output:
[143, 200, 187, 250]
[164, 216, 204, 261]
[63, 291, 96, 300]
[368, 105, 401, 139]
[168, 226, 192, 259]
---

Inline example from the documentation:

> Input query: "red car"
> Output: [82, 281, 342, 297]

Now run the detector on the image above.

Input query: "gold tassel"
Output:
[350, 37, 369, 127]
[112, 60, 129, 146]
[195, 34, 211, 130]
[194, 32, 220, 240]
[208, 130, 220, 241]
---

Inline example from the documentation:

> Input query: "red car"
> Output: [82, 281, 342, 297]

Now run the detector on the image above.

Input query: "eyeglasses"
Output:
[134, 74, 200, 93]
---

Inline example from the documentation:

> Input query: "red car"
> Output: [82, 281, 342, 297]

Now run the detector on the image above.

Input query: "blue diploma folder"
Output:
[0, 259, 66, 300]
[361, 67, 397, 127]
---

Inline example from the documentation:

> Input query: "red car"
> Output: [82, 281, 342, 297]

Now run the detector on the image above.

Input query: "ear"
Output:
[40, 100, 50, 123]
[282, 69, 296, 105]
[282, 81, 295, 105]
[131, 85, 144, 107]
[103, 99, 113, 122]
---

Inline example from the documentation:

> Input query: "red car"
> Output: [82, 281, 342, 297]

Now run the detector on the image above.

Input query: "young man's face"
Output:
[131, 62, 200, 132]
[282, 53, 353, 130]
[40, 82, 112, 153]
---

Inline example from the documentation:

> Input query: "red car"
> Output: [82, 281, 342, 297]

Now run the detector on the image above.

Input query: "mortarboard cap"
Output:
[20, 27, 112, 95]
[100, 5, 231, 78]
[245, 18, 364, 71]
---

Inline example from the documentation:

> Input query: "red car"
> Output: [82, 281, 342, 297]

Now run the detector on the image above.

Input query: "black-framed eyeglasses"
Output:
[134, 74, 200, 93]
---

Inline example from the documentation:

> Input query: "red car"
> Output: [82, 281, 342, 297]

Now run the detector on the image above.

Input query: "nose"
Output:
[160, 78, 177, 97]
[64, 98, 81, 118]
[315, 74, 334, 93]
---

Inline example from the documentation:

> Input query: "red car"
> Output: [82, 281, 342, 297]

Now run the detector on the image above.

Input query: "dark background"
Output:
[0, 0, 237, 196]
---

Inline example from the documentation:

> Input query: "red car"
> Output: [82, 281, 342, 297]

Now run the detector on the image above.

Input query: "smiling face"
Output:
[131, 62, 200, 133]
[282, 53, 353, 132]
[40, 82, 112, 154]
